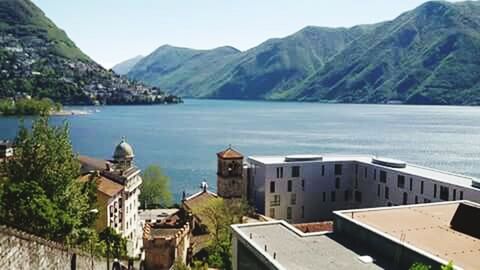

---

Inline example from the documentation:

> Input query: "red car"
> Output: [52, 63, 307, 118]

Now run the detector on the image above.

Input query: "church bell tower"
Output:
[216, 146, 244, 199]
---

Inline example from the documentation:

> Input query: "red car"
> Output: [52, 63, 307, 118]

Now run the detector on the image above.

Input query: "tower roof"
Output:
[217, 146, 243, 159]
[113, 137, 134, 160]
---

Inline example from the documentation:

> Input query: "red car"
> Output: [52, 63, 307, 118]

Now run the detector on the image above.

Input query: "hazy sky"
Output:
[32, 0, 461, 68]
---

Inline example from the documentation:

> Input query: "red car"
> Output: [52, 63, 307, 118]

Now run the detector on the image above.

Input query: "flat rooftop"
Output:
[232, 221, 384, 270]
[139, 208, 179, 222]
[335, 201, 480, 270]
[247, 154, 478, 190]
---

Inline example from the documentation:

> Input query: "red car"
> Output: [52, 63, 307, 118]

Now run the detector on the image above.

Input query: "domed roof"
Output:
[113, 137, 134, 160]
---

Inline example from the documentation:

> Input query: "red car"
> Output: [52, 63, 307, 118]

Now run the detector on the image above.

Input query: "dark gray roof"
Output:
[232, 221, 384, 270]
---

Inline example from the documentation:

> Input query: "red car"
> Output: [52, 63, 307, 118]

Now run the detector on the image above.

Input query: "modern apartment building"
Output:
[245, 154, 480, 223]
[231, 200, 480, 270]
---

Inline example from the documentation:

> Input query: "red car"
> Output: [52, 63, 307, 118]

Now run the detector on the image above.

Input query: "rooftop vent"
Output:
[285, 155, 323, 162]
[357, 255, 374, 264]
[372, 157, 406, 168]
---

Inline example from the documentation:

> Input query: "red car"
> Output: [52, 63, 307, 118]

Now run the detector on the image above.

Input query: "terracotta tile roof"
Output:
[294, 221, 333, 233]
[78, 155, 112, 174]
[183, 190, 218, 211]
[78, 174, 123, 197]
[216, 147, 243, 159]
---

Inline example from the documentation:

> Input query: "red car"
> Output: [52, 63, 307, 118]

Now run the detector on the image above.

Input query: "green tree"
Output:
[441, 262, 454, 270]
[139, 165, 173, 208]
[193, 198, 250, 270]
[0, 117, 95, 244]
[410, 263, 431, 270]
[99, 227, 127, 259]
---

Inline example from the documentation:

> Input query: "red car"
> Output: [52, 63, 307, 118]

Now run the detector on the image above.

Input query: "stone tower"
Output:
[216, 146, 244, 199]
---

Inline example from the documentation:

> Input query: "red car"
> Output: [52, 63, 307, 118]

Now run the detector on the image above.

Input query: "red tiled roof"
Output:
[183, 190, 218, 211]
[78, 174, 123, 197]
[216, 147, 243, 159]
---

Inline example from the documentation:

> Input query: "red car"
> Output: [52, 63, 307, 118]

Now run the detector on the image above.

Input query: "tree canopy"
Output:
[139, 164, 173, 209]
[0, 117, 96, 243]
[0, 98, 62, 116]
[193, 198, 250, 270]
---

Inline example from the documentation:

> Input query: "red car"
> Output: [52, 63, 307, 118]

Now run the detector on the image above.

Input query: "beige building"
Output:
[79, 138, 143, 257]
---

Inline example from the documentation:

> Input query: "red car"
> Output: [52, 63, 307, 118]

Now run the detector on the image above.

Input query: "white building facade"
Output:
[79, 139, 143, 257]
[246, 155, 480, 223]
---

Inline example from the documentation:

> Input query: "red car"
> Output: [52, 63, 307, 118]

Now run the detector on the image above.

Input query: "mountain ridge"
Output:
[124, 0, 480, 105]
[0, 0, 181, 105]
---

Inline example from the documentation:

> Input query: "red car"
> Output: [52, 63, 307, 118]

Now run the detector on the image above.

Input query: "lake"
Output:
[1, 99, 480, 200]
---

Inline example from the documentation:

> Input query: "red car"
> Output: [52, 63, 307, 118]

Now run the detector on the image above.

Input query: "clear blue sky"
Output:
[32, 0, 461, 68]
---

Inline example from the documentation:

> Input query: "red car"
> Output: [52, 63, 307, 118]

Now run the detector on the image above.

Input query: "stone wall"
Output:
[0, 225, 108, 270]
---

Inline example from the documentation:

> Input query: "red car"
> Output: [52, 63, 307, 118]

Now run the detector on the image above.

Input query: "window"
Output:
[355, 164, 358, 175]
[334, 164, 343, 175]
[380, 171, 387, 183]
[374, 169, 377, 180]
[287, 180, 292, 192]
[355, 191, 362, 202]
[460, 191, 464, 200]
[276, 167, 283, 178]
[287, 207, 292, 220]
[355, 178, 358, 189]
[335, 178, 341, 189]
[270, 195, 280, 206]
[301, 206, 305, 218]
[322, 192, 326, 202]
[409, 178, 413, 191]
[364, 167, 367, 178]
[421, 181, 424, 194]
[321, 165, 325, 176]
[440, 186, 449, 201]
[453, 189, 457, 200]
[434, 184, 437, 198]
[290, 193, 296, 205]
[270, 181, 275, 193]
[292, 166, 300, 177]
[403, 192, 408, 205]
[377, 184, 380, 197]
[397, 175, 405, 189]
[331, 191, 336, 202]
[415, 196, 418, 204]
[302, 180, 305, 191]
[344, 190, 352, 201]
[270, 208, 275, 218]
[385, 186, 389, 199]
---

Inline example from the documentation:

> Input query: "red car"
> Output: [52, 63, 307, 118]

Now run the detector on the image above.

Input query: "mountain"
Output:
[0, 0, 180, 105]
[294, 1, 480, 105]
[125, 0, 480, 105]
[112, 55, 143, 75]
[127, 26, 369, 99]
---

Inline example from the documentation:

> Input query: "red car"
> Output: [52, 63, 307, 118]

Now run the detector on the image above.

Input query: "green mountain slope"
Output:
[0, 0, 179, 105]
[0, 0, 90, 61]
[112, 55, 143, 75]
[125, 0, 480, 105]
[127, 45, 241, 97]
[295, 1, 480, 105]
[127, 26, 369, 98]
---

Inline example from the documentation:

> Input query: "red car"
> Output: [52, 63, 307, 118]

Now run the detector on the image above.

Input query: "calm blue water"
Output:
[1, 99, 480, 199]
